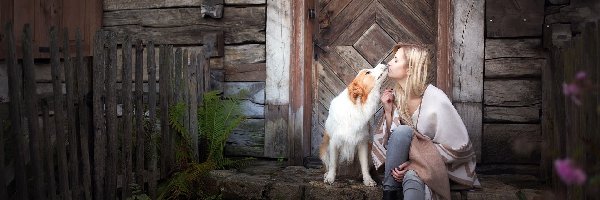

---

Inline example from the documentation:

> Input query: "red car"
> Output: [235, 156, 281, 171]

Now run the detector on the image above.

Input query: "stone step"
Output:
[201, 161, 544, 200]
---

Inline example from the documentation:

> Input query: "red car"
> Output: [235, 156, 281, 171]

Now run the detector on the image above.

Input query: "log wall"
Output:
[102, 0, 267, 157]
[481, 0, 545, 175]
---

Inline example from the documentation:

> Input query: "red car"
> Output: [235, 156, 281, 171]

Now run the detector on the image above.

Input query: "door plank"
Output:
[333, 2, 376, 46]
[319, 0, 374, 46]
[353, 23, 396, 66]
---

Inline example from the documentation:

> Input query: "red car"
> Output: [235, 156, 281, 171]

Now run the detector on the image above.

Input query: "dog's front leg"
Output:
[359, 142, 376, 186]
[324, 142, 337, 184]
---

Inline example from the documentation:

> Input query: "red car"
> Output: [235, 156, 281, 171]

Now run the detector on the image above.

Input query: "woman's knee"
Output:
[390, 125, 413, 143]
[402, 170, 424, 188]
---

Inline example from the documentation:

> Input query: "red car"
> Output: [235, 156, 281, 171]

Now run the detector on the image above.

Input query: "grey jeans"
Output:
[384, 125, 425, 200]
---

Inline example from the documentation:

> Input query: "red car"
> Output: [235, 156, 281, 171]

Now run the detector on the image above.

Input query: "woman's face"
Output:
[386, 47, 409, 81]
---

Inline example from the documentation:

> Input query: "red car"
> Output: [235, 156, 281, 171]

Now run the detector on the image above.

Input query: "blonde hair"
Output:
[391, 43, 433, 126]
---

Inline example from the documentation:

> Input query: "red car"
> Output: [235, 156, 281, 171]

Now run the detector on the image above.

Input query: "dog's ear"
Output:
[348, 81, 364, 104]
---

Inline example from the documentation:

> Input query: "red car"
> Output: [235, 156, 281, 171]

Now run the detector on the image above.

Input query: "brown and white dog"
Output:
[320, 63, 388, 186]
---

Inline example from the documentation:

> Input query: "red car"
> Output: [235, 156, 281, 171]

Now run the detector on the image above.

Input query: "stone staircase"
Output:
[201, 160, 545, 200]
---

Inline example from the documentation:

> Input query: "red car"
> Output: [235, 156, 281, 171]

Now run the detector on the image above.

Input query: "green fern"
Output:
[157, 90, 254, 200]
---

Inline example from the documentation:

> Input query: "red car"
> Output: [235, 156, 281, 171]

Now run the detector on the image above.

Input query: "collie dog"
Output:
[320, 63, 387, 186]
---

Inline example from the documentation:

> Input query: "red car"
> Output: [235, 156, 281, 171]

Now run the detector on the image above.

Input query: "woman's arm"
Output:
[380, 89, 395, 148]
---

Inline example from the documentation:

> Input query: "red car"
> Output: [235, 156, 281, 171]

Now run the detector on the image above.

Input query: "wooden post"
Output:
[121, 36, 133, 199]
[134, 39, 145, 188]
[42, 100, 58, 200]
[92, 30, 107, 200]
[182, 50, 191, 161]
[5, 22, 29, 200]
[174, 48, 183, 104]
[188, 51, 199, 162]
[159, 45, 171, 177]
[75, 28, 92, 200]
[0, 116, 6, 200]
[22, 24, 45, 200]
[105, 31, 118, 200]
[146, 41, 158, 199]
[51, 26, 72, 200]
[63, 27, 81, 200]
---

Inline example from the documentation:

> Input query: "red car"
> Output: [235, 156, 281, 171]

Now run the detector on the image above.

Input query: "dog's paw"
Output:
[363, 177, 376, 187]
[323, 172, 328, 179]
[324, 174, 336, 184]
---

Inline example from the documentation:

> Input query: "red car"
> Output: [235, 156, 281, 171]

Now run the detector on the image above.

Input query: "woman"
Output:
[372, 43, 481, 200]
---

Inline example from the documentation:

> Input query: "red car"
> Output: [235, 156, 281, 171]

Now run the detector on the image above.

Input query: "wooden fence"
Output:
[542, 21, 599, 198]
[1, 22, 220, 199]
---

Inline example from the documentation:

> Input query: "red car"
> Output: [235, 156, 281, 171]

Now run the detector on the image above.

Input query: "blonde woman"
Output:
[374, 43, 481, 200]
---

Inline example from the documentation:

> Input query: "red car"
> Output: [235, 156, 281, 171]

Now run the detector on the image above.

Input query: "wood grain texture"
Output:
[103, 25, 263, 45]
[454, 102, 482, 163]
[483, 124, 541, 164]
[105, 31, 118, 200]
[75, 30, 92, 200]
[121, 37, 133, 199]
[485, 39, 545, 59]
[484, 106, 540, 123]
[485, 58, 544, 78]
[484, 80, 541, 107]
[264, 104, 288, 158]
[266, 0, 291, 105]
[63, 28, 80, 200]
[225, 119, 266, 157]
[50, 27, 71, 200]
[22, 24, 45, 200]
[353, 24, 396, 66]
[486, 0, 544, 37]
[5, 22, 29, 200]
[452, 0, 484, 103]
[92, 30, 106, 200]
[104, 0, 264, 10]
[104, 7, 264, 28]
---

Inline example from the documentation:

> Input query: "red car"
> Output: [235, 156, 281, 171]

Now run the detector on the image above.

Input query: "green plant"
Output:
[157, 90, 254, 200]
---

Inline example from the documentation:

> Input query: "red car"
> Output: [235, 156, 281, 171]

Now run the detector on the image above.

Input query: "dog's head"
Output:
[348, 64, 388, 104]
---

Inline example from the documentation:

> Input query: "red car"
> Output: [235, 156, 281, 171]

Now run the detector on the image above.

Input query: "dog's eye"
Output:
[366, 71, 371, 75]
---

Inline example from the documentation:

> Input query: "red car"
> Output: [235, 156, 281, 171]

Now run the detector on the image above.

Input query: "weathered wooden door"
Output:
[311, 0, 438, 156]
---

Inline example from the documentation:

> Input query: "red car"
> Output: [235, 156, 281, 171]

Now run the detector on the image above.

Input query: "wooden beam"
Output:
[265, 0, 292, 159]
[451, 0, 484, 103]
[436, 0, 452, 99]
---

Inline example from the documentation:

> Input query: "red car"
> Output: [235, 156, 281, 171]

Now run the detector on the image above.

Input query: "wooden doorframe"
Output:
[287, 0, 454, 165]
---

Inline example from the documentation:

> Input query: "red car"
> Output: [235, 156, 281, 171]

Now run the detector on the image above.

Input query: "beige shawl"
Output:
[371, 84, 481, 199]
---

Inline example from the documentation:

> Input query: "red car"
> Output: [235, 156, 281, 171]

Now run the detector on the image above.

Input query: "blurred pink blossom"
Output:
[562, 71, 593, 105]
[554, 158, 587, 185]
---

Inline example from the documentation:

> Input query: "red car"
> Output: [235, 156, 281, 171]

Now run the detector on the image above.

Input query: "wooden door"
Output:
[311, 0, 438, 156]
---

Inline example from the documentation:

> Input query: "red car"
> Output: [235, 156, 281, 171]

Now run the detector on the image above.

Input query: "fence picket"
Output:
[42, 100, 58, 200]
[147, 41, 158, 199]
[92, 30, 107, 200]
[51, 26, 72, 200]
[122, 36, 134, 199]
[63, 27, 81, 200]
[22, 24, 45, 200]
[5, 22, 28, 200]
[159, 45, 170, 178]
[134, 39, 145, 189]
[105, 31, 118, 200]
[75, 28, 93, 200]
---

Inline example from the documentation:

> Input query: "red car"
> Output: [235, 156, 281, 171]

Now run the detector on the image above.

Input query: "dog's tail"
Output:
[319, 132, 330, 171]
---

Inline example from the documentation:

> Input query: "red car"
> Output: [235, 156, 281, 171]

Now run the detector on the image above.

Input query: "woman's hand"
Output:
[381, 89, 395, 113]
[391, 161, 410, 182]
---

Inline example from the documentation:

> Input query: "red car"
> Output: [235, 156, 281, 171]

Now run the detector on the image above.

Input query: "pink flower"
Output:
[563, 71, 593, 105]
[563, 83, 582, 105]
[554, 158, 587, 185]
